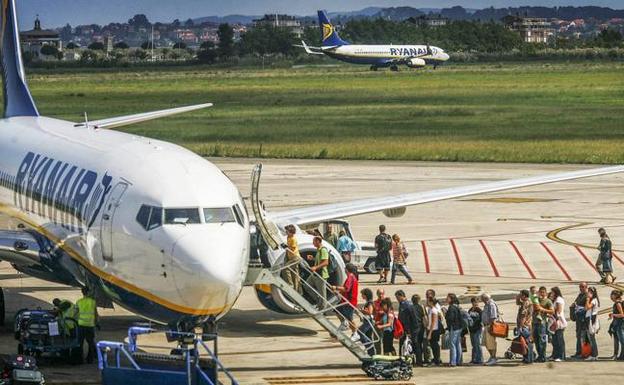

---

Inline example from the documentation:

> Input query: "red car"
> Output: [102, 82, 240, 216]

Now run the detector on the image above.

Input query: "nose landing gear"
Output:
[390, 65, 399, 72]
[369, 65, 378, 71]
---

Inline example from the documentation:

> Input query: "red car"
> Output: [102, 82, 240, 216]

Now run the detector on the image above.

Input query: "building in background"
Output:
[502, 14, 555, 43]
[253, 14, 303, 37]
[409, 14, 449, 27]
[20, 17, 62, 56]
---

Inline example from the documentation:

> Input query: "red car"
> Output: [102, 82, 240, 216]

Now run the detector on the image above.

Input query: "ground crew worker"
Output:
[76, 287, 99, 364]
[52, 298, 78, 337]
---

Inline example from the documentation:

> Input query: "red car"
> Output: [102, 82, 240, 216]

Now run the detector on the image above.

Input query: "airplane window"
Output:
[136, 205, 151, 230]
[164, 208, 201, 225]
[203, 208, 236, 224]
[148, 207, 163, 230]
[232, 205, 245, 227]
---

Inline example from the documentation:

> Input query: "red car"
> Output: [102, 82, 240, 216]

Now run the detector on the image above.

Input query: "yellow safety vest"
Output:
[76, 297, 97, 327]
[60, 301, 77, 331]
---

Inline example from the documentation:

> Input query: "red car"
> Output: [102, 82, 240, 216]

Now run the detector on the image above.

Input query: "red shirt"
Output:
[342, 273, 359, 307]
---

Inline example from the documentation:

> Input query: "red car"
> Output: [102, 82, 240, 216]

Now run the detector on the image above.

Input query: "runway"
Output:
[1, 158, 623, 384]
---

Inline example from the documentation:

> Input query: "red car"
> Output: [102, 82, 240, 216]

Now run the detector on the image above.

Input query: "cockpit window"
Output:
[148, 207, 162, 230]
[203, 208, 236, 224]
[137, 205, 163, 231]
[165, 208, 201, 225]
[136, 205, 151, 230]
[232, 205, 245, 227]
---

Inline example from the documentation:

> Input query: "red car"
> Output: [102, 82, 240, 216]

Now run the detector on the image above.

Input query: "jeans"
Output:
[428, 329, 441, 364]
[552, 329, 566, 360]
[449, 328, 463, 366]
[533, 323, 548, 362]
[616, 322, 624, 359]
[518, 327, 534, 363]
[470, 329, 483, 364]
[390, 264, 413, 284]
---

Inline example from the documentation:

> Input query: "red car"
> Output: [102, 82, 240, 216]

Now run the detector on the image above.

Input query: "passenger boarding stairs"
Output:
[247, 261, 380, 361]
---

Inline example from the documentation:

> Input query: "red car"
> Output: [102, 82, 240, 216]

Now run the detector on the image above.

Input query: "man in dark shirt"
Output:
[572, 282, 588, 359]
[375, 225, 392, 283]
[395, 290, 423, 365]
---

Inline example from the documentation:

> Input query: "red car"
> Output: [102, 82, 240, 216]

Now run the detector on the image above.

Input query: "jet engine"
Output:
[383, 207, 406, 218]
[406, 58, 426, 68]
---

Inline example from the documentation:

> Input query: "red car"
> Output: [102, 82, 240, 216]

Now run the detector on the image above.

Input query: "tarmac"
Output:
[1, 158, 624, 384]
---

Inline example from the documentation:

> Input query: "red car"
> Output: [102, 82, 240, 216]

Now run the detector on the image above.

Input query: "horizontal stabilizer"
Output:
[74, 103, 213, 129]
[295, 41, 325, 55]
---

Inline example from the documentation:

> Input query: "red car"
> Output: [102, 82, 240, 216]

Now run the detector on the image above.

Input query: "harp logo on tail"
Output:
[322, 23, 334, 42]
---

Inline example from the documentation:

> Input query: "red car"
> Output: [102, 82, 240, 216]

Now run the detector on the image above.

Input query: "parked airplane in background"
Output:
[298, 10, 450, 71]
[1, 0, 624, 332]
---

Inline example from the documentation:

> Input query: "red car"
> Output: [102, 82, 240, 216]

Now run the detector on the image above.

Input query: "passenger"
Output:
[331, 263, 359, 341]
[445, 293, 463, 367]
[282, 225, 302, 293]
[584, 286, 600, 360]
[395, 290, 422, 364]
[358, 288, 376, 356]
[374, 225, 392, 284]
[376, 298, 396, 355]
[533, 286, 554, 362]
[467, 297, 483, 365]
[373, 289, 387, 354]
[480, 293, 498, 366]
[390, 234, 414, 285]
[410, 294, 426, 366]
[572, 282, 588, 359]
[324, 224, 339, 250]
[516, 289, 534, 364]
[609, 289, 624, 360]
[423, 289, 441, 364]
[337, 230, 357, 263]
[76, 287, 99, 364]
[597, 228, 616, 283]
[52, 298, 78, 336]
[529, 286, 539, 307]
[425, 296, 442, 366]
[305, 236, 330, 310]
[551, 286, 567, 362]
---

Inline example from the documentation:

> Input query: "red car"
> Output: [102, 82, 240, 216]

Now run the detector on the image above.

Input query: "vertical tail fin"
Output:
[318, 10, 349, 47]
[1, 0, 39, 118]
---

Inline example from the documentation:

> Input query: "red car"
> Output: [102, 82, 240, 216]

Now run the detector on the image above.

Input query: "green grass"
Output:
[24, 61, 624, 164]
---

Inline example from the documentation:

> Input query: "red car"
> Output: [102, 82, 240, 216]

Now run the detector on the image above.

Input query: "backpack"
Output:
[460, 308, 473, 331]
[321, 247, 338, 274]
[393, 315, 405, 339]
[378, 234, 392, 254]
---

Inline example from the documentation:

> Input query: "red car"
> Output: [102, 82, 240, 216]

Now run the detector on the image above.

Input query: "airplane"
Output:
[1, 0, 624, 334]
[297, 10, 450, 71]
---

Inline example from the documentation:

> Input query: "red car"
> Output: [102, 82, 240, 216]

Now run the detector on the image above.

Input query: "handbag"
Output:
[489, 303, 509, 338]
[510, 335, 528, 355]
[581, 341, 592, 358]
[588, 316, 600, 335]
[441, 332, 450, 350]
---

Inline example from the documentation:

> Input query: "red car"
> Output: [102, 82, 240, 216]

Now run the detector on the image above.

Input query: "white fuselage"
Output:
[0, 116, 250, 326]
[325, 44, 449, 65]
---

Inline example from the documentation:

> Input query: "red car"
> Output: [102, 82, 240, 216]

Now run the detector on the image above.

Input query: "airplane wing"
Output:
[294, 40, 327, 55]
[74, 103, 213, 129]
[268, 165, 624, 227]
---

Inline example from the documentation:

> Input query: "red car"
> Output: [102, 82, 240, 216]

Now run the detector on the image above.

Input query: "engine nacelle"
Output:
[383, 207, 407, 218]
[406, 58, 426, 68]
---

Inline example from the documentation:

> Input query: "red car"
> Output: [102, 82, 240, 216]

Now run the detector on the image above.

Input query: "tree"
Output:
[80, 50, 98, 62]
[66, 42, 79, 49]
[595, 28, 623, 48]
[185, 18, 194, 27]
[197, 41, 217, 63]
[88, 41, 105, 50]
[200, 41, 215, 50]
[141, 41, 154, 49]
[239, 25, 297, 56]
[128, 14, 150, 28]
[173, 42, 187, 49]
[217, 23, 235, 59]
[40, 44, 59, 57]
[59, 23, 72, 41]
[114, 41, 129, 49]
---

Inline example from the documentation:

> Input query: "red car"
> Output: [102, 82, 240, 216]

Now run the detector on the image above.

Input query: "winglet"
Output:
[1, 0, 39, 118]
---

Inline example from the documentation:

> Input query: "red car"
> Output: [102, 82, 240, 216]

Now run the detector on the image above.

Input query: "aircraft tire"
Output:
[370, 66, 378, 71]
[390, 65, 399, 72]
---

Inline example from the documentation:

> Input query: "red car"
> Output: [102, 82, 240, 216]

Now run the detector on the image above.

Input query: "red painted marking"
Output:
[575, 246, 598, 272]
[612, 251, 624, 267]
[540, 242, 572, 281]
[509, 241, 536, 279]
[479, 240, 500, 277]
[421, 241, 430, 274]
[449, 239, 464, 275]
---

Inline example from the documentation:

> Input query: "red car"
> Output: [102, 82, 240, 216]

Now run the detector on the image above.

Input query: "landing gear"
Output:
[390, 65, 399, 72]
[370, 65, 378, 71]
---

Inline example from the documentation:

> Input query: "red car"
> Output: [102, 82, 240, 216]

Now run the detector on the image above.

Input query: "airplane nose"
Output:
[441, 52, 450, 61]
[170, 229, 247, 310]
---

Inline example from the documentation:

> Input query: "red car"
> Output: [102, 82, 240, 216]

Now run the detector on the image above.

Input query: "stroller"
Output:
[361, 355, 413, 381]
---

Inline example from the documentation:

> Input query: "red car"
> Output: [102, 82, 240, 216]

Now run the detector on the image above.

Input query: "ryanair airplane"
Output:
[1, 0, 623, 331]
[299, 10, 450, 71]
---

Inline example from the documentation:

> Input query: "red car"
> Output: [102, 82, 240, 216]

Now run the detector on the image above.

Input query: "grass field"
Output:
[25, 61, 624, 164]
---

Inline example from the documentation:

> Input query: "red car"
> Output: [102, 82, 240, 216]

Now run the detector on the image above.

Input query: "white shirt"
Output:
[555, 296, 568, 328]
[586, 298, 599, 317]
[428, 306, 439, 331]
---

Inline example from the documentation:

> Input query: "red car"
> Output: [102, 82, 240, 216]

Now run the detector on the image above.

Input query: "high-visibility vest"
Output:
[76, 297, 97, 327]
[60, 300, 77, 331]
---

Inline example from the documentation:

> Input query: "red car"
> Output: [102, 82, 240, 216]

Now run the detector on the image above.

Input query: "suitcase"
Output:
[510, 336, 528, 356]
[13, 368, 43, 384]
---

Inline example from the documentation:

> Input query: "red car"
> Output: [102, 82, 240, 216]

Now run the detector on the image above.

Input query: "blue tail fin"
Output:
[318, 10, 349, 47]
[1, 0, 39, 118]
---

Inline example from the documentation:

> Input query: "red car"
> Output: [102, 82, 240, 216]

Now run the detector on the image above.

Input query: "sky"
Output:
[19, 0, 624, 28]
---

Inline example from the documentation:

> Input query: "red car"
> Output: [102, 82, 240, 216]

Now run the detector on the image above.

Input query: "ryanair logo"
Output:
[322, 23, 334, 41]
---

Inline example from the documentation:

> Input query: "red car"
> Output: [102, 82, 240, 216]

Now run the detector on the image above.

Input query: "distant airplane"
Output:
[298, 10, 450, 71]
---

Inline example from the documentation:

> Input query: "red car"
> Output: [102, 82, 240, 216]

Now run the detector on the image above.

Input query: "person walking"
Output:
[76, 287, 99, 364]
[331, 263, 359, 341]
[376, 298, 396, 355]
[596, 228, 616, 283]
[584, 286, 600, 360]
[375, 225, 392, 284]
[551, 287, 567, 362]
[571, 282, 588, 359]
[481, 293, 498, 366]
[516, 289, 534, 364]
[468, 297, 483, 364]
[425, 297, 442, 366]
[533, 286, 554, 362]
[609, 289, 624, 360]
[282, 225, 302, 293]
[305, 236, 330, 309]
[445, 293, 464, 367]
[390, 234, 414, 285]
[337, 230, 357, 263]
[358, 288, 376, 356]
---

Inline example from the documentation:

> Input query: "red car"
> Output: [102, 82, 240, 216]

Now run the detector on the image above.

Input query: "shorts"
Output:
[483, 326, 497, 350]
[376, 253, 391, 269]
[337, 303, 354, 321]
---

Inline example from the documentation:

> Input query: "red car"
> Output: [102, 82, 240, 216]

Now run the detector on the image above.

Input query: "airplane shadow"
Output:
[219, 309, 317, 338]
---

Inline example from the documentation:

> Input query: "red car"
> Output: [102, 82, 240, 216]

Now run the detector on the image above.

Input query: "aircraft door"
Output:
[100, 182, 128, 261]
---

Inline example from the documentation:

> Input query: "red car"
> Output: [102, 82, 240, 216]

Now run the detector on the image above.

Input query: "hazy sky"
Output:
[19, 0, 624, 28]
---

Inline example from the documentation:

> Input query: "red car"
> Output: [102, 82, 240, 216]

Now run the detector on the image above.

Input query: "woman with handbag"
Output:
[551, 287, 567, 362]
[390, 234, 414, 285]
[584, 286, 600, 360]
